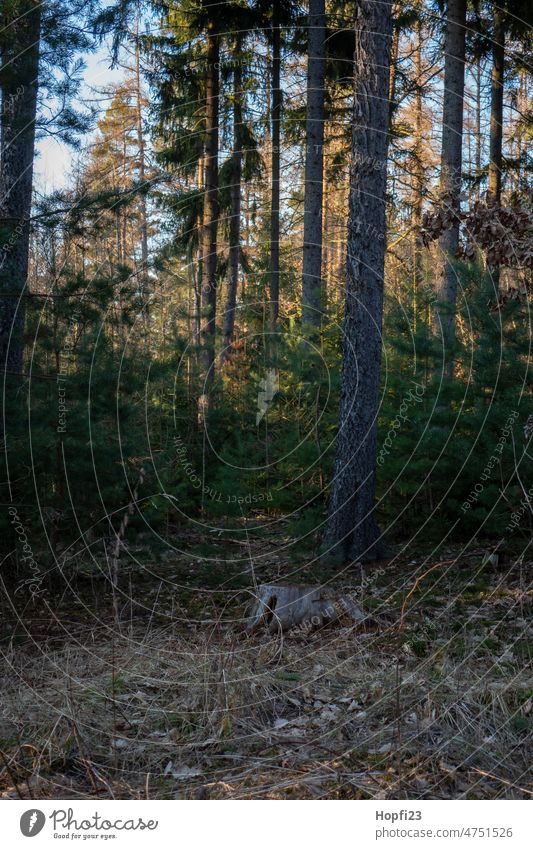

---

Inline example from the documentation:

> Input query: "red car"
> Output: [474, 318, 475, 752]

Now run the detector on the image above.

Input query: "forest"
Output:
[0, 0, 532, 802]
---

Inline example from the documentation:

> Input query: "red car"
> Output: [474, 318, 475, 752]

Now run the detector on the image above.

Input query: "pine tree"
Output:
[198, 6, 220, 409]
[269, 0, 282, 330]
[0, 0, 41, 380]
[434, 0, 467, 356]
[301, 0, 326, 329]
[221, 33, 245, 361]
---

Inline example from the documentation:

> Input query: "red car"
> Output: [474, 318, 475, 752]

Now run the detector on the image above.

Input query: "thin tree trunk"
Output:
[269, 0, 281, 330]
[0, 0, 41, 382]
[134, 22, 149, 306]
[194, 153, 204, 344]
[199, 17, 219, 412]
[388, 5, 399, 127]
[301, 0, 326, 328]
[476, 55, 482, 196]
[434, 0, 466, 352]
[412, 14, 424, 301]
[516, 72, 526, 192]
[321, 152, 330, 310]
[222, 35, 243, 361]
[488, 5, 505, 289]
[322, 0, 393, 563]
[488, 6, 505, 203]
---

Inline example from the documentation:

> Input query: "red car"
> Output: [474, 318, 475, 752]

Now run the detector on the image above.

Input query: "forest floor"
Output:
[0, 523, 531, 800]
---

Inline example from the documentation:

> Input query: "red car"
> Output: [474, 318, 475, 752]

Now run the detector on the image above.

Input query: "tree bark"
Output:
[488, 6, 504, 204]
[412, 14, 424, 299]
[194, 153, 204, 345]
[434, 0, 466, 349]
[222, 35, 243, 361]
[134, 21, 149, 307]
[301, 0, 326, 328]
[488, 5, 505, 290]
[269, 0, 281, 330]
[199, 17, 219, 411]
[388, 4, 399, 128]
[475, 55, 482, 197]
[0, 0, 41, 381]
[321, 0, 393, 563]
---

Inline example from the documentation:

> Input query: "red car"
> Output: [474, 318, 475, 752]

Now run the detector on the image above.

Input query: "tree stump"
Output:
[246, 584, 365, 634]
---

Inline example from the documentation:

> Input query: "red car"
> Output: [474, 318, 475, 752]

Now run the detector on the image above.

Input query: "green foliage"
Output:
[4, 252, 531, 587]
[376, 264, 533, 543]
[0, 265, 184, 578]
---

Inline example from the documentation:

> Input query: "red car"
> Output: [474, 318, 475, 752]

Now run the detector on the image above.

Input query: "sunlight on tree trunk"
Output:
[199, 16, 220, 411]
[269, 0, 281, 331]
[434, 0, 466, 354]
[322, 0, 393, 564]
[222, 34, 244, 362]
[0, 0, 41, 382]
[301, 0, 326, 329]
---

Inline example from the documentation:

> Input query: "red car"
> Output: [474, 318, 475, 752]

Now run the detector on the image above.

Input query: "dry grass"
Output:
[0, 546, 531, 800]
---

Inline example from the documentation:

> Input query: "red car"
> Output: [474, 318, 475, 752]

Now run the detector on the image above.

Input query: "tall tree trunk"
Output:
[412, 14, 424, 299]
[488, 6, 505, 204]
[222, 35, 243, 361]
[321, 151, 330, 308]
[194, 153, 204, 344]
[269, 0, 281, 330]
[134, 22, 149, 306]
[388, 4, 399, 128]
[488, 5, 505, 290]
[199, 17, 219, 411]
[475, 55, 482, 197]
[322, 0, 393, 563]
[516, 72, 526, 192]
[0, 0, 41, 382]
[434, 0, 466, 352]
[301, 0, 326, 328]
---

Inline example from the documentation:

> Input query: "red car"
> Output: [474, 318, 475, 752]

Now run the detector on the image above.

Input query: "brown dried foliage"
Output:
[419, 193, 533, 270]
